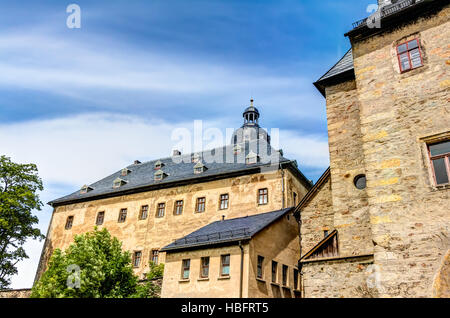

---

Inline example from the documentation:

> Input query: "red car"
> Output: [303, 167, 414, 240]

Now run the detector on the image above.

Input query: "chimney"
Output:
[172, 149, 181, 156]
[134, 160, 141, 165]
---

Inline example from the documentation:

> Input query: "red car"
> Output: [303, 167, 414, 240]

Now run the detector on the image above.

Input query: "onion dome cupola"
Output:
[231, 99, 270, 146]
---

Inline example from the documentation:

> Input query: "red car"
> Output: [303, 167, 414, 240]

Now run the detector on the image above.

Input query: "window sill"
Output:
[281, 285, 290, 290]
[256, 278, 266, 283]
[218, 276, 230, 280]
[179, 279, 190, 283]
[258, 203, 268, 206]
[197, 277, 209, 281]
[431, 184, 450, 191]
[270, 282, 280, 287]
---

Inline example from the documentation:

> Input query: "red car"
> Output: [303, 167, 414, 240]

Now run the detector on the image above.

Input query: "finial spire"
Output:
[250, 98, 254, 107]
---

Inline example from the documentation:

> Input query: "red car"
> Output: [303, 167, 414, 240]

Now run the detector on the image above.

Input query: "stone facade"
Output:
[0, 289, 31, 298]
[298, 3, 450, 298]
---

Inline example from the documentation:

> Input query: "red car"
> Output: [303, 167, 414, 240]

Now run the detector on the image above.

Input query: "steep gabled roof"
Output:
[161, 207, 293, 252]
[293, 167, 330, 218]
[313, 50, 355, 97]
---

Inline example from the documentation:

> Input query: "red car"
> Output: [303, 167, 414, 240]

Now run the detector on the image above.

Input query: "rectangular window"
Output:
[181, 259, 190, 280]
[282, 265, 288, 286]
[133, 251, 142, 268]
[293, 269, 299, 290]
[257, 256, 264, 279]
[151, 249, 159, 265]
[397, 39, 423, 73]
[220, 254, 230, 276]
[293, 192, 297, 206]
[428, 140, 450, 185]
[271, 261, 278, 283]
[65, 216, 74, 230]
[118, 208, 127, 223]
[196, 197, 206, 213]
[200, 257, 210, 278]
[174, 200, 183, 215]
[139, 205, 148, 220]
[95, 211, 104, 225]
[258, 188, 268, 205]
[157, 203, 165, 218]
[219, 194, 229, 210]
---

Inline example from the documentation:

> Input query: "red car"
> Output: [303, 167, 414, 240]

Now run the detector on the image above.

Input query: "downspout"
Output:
[238, 241, 244, 298]
[280, 164, 285, 209]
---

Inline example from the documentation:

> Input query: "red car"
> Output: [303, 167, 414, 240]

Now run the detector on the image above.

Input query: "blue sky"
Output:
[0, 0, 374, 288]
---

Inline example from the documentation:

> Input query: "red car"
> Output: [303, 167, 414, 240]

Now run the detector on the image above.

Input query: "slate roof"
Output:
[313, 49, 355, 96]
[49, 141, 311, 206]
[160, 207, 293, 252]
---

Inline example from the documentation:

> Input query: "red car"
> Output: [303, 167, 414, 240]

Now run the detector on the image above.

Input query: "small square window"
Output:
[219, 194, 229, 210]
[65, 216, 74, 230]
[181, 259, 190, 280]
[151, 249, 159, 265]
[196, 197, 206, 213]
[174, 200, 184, 215]
[200, 257, 210, 278]
[271, 261, 278, 283]
[133, 251, 142, 268]
[96, 211, 105, 225]
[139, 205, 148, 220]
[257, 256, 264, 279]
[396, 39, 423, 73]
[221, 254, 230, 277]
[282, 265, 288, 286]
[118, 208, 127, 223]
[156, 203, 165, 218]
[258, 188, 268, 205]
[428, 140, 450, 186]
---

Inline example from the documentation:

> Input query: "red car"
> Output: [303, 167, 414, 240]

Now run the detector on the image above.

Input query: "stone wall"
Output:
[302, 255, 374, 298]
[248, 213, 300, 298]
[0, 289, 31, 298]
[350, 5, 450, 297]
[37, 169, 308, 282]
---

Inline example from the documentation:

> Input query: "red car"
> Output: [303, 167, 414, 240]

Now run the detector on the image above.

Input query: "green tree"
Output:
[131, 262, 164, 298]
[0, 155, 44, 289]
[31, 228, 139, 298]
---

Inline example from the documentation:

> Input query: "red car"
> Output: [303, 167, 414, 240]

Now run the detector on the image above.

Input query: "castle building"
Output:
[296, 0, 449, 297]
[35, 102, 312, 290]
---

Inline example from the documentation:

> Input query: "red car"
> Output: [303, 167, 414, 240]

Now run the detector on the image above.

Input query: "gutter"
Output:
[238, 241, 244, 298]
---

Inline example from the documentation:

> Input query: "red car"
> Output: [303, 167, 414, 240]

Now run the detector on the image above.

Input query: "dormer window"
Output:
[154, 170, 167, 181]
[191, 153, 202, 163]
[194, 162, 207, 174]
[121, 168, 131, 176]
[154, 160, 164, 170]
[80, 185, 93, 194]
[113, 178, 127, 189]
[233, 144, 242, 155]
[246, 151, 259, 165]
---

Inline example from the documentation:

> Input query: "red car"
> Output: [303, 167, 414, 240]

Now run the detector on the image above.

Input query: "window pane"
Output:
[399, 53, 411, 71]
[397, 43, 407, 54]
[407, 39, 418, 50]
[409, 48, 422, 68]
[429, 141, 450, 156]
[432, 158, 449, 185]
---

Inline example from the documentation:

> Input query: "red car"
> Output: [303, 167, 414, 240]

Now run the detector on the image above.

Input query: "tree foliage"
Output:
[31, 228, 141, 298]
[0, 155, 44, 289]
[130, 262, 164, 298]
